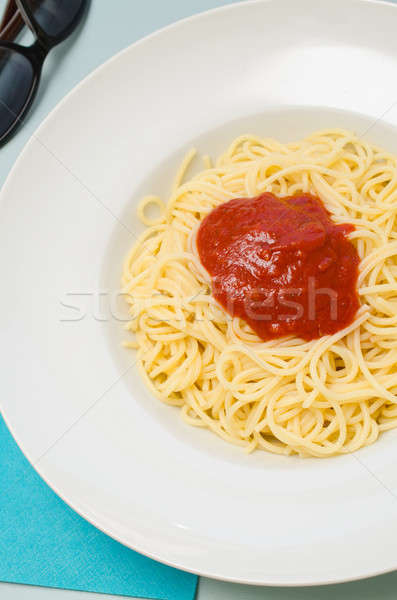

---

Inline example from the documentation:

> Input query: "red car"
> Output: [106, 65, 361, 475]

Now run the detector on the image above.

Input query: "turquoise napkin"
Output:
[0, 416, 198, 600]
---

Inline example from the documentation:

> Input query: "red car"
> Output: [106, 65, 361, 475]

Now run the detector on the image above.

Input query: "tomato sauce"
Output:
[196, 192, 360, 341]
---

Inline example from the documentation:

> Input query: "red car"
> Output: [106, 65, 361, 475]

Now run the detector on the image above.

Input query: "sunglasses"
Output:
[0, 0, 88, 147]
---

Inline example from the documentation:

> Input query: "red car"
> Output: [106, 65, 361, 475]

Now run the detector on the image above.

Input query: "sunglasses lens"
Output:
[24, 0, 85, 40]
[0, 47, 34, 141]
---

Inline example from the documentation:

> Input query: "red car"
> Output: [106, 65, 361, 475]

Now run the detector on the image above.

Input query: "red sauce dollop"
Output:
[196, 192, 360, 341]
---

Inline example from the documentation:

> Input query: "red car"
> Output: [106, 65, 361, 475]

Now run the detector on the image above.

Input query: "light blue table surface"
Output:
[2, 1, 397, 599]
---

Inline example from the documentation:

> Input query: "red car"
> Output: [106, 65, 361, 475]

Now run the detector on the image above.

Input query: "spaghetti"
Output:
[121, 130, 397, 457]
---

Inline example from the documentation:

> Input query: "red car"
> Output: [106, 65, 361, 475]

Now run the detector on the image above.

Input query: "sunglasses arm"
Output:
[0, 0, 24, 42]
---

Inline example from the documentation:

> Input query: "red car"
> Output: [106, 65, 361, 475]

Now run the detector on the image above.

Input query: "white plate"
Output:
[3, 0, 397, 586]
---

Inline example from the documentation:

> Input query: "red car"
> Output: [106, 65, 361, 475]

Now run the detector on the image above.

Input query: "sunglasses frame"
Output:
[0, 0, 88, 147]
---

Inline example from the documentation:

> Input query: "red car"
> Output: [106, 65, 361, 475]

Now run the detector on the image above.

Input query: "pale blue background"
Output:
[2, 1, 397, 599]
